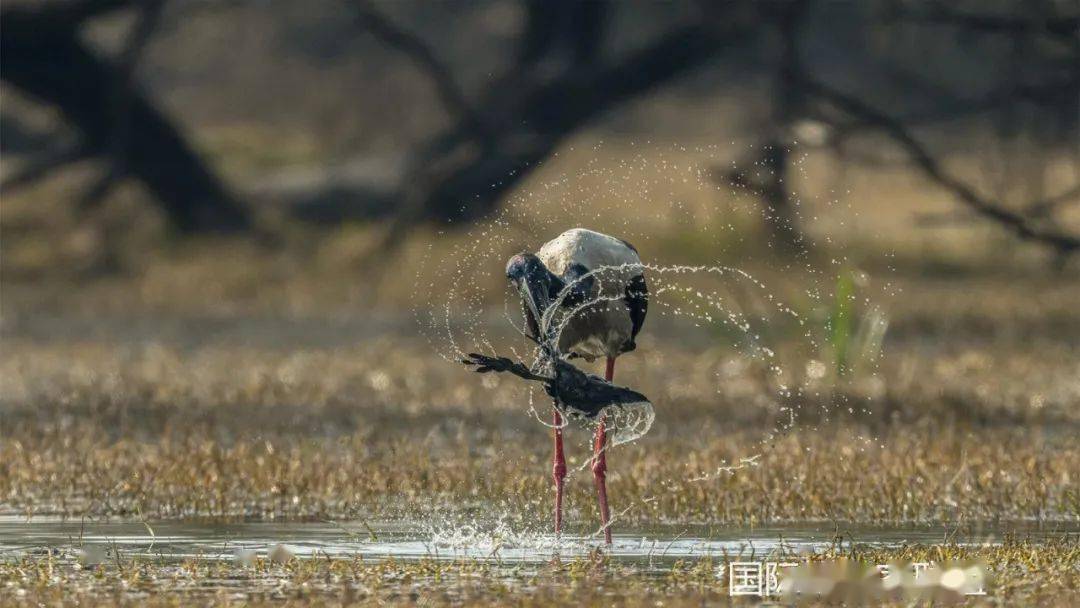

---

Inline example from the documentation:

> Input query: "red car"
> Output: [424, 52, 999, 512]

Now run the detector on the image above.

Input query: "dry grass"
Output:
[2, 538, 1078, 606]
[1, 327, 1077, 524]
[3, 423, 1076, 525]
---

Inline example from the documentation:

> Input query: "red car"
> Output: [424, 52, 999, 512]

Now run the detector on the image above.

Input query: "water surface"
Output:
[3, 517, 1075, 569]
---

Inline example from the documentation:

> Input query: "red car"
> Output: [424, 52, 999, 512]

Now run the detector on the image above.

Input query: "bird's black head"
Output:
[507, 253, 598, 348]
[505, 253, 547, 284]
[508, 251, 598, 318]
[506, 253, 559, 334]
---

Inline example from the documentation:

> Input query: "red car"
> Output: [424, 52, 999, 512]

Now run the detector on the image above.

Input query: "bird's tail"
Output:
[462, 353, 547, 382]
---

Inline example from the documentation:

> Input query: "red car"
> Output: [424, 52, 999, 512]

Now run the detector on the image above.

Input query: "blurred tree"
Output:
[356, 0, 757, 245]
[814, 0, 1080, 262]
[721, 0, 812, 253]
[2, 0, 1076, 264]
[364, 0, 1078, 262]
[716, 0, 1079, 262]
[1, 0, 249, 232]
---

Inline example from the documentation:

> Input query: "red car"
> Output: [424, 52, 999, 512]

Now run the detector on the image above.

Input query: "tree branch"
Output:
[802, 78, 1080, 256]
[1, 143, 91, 192]
[3, 0, 134, 25]
[1026, 183, 1080, 217]
[1, 1, 250, 232]
[372, 13, 750, 253]
[75, 164, 124, 212]
[875, 59, 1080, 126]
[896, 4, 1080, 41]
[518, 21, 738, 135]
[355, 1, 488, 140]
[89, 0, 164, 205]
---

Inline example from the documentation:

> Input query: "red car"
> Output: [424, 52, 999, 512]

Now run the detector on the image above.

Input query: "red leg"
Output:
[593, 356, 615, 544]
[553, 409, 567, 536]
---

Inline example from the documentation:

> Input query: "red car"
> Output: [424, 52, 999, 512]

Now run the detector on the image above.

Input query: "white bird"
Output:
[504, 228, 648, 544]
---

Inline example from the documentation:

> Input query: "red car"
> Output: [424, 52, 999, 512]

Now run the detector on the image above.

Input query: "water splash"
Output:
[414, 140, 893, 498]
[603, 400, 655, 447]
[426, 515, 554, 555]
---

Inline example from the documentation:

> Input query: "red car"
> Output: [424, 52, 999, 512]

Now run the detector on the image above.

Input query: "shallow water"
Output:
[3, 517, 1076, 568]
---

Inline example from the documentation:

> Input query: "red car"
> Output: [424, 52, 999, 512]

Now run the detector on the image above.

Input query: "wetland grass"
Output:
[3, 537, 1078, 606]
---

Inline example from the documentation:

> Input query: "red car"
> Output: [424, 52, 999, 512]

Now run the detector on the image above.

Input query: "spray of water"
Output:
[413, 141, 892, 545]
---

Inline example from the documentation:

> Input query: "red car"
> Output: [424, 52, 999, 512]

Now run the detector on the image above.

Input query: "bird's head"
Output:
[506, 253, 557, 330]
[507, 253, 598, 342]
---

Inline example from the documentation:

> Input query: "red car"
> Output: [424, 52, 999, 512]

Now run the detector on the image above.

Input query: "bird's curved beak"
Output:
[518, 277, 552, 335]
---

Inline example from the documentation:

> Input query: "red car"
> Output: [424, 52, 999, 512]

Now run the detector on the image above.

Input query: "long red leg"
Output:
[553, 408, 567, 536]
[593, 356, 616, 544]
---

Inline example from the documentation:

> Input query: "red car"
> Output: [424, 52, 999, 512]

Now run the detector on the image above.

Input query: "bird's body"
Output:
[479, 228, 650, 544]
[541, 356, 649, 419]
[463, 351, 650, 419]
[514, 228, 648, 361]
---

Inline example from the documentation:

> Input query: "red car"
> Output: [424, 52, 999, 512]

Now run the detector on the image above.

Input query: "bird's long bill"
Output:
[518, 278, 552, 337]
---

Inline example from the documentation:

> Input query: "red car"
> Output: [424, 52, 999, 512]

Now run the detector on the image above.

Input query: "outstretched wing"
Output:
[462, 353, 549, 381]
[550, 359, 650, 418]
[580, 377, 650, 411]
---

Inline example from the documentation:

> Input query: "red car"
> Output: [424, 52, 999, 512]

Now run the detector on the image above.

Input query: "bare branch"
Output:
[876, 60, 1080, 126]
[1, 1, 251, 232]
[1, 143, 91, 192]
[354, 1, 488, 140]
[375, 14, 749, 250]
[802, 78, 1080, 256]
[1026, 183, 1080, 217]
[116, 0, 164, 79]
[516, 0, 608, 66]
[2, 0, 134, 24]
[75, 164, 124, 212]
[98, 0, 165, 182]
[896, 3, 1080, 41]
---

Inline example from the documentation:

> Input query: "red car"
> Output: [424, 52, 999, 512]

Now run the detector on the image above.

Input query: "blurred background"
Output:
[1, 0, 1079, 531]
[2, 0, 1078, 306]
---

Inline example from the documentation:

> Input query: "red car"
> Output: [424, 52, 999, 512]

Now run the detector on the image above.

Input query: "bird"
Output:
[461, 346, 653, 543]
[461, 351, 651, 421]
[502, 228, 648, 543]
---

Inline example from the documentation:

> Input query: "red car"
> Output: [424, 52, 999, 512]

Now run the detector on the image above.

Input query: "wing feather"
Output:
[623, 273, 648, 352]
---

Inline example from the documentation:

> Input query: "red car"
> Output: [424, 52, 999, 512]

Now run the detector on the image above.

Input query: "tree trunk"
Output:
[1, 8, 249, 233]
[763, 0, 810, 252]
[402, 20, 746, 226]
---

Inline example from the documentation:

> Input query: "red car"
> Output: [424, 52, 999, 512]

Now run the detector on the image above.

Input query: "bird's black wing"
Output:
[622, 273, 648, 353]
[462, 353, 549, 381]
[558, 263, 595, 308]
[549, 359, 650, 418]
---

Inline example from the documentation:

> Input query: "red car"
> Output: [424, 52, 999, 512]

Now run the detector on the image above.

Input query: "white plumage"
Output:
[536, 228, 646, 361]
[536, 228, 642, 280]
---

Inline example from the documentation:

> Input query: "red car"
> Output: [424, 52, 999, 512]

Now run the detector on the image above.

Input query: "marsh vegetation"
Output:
[3, 2, 1079, 604]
